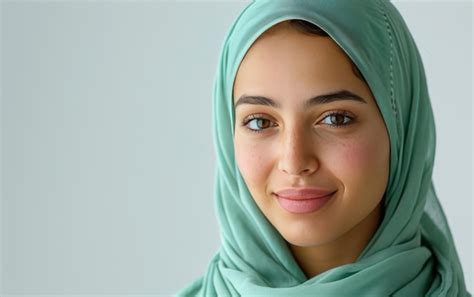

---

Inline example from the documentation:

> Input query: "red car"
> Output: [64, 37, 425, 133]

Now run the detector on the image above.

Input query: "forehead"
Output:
[233, 28, 364, 103]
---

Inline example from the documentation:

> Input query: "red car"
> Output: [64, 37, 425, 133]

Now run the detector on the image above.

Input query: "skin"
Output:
[232, 21, 390, 279]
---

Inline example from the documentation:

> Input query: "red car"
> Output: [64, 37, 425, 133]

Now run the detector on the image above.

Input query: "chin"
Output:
[277, 223, 336, 247]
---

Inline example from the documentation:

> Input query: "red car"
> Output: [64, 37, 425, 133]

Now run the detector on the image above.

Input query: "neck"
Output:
[289, 202, 383, 279]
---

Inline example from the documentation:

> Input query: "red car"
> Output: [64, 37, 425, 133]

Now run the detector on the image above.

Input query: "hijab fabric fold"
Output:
[176, 0, 471, 296]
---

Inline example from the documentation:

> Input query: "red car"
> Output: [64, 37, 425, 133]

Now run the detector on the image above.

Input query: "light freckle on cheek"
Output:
[341, 140, 377, 170]
[236, 141, 262, 170]
[246, 147, 266, 167]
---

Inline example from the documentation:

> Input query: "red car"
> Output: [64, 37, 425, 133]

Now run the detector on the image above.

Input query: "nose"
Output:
[277, 124, 319, 177]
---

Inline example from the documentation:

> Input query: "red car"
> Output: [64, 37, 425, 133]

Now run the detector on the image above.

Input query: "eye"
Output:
[320, 111, 354, 128]
[241, 111, 355, 134]
[241, 114, 276, 134]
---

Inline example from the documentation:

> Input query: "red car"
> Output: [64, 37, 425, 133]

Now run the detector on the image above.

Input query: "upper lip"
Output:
[274, 187, 336, 200]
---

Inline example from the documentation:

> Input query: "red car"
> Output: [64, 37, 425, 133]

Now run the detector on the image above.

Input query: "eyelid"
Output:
[319, 109, 355, 121]
[241, 113, 273, 124]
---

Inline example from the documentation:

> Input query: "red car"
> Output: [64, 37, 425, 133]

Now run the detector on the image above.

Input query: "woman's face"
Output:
[233, 23, 390, 248]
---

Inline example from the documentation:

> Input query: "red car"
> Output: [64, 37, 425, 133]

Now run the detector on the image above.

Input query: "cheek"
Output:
[329, 130, 389, 195]
[344, 139, 378, 170]
[234, 138, 273, 191]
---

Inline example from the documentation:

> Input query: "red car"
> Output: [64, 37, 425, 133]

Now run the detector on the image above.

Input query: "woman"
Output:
[177, 1, 471, 296]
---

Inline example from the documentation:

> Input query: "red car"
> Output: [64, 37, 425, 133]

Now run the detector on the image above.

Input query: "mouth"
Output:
[273, 191, 336, 214]
[274, 187, 336, 200]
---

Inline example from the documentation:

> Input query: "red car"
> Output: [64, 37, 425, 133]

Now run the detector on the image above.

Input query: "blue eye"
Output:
[243, 116, 275, 134]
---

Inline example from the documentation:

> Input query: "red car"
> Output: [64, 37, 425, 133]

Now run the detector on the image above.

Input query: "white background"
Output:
[1, 1, 472, 295]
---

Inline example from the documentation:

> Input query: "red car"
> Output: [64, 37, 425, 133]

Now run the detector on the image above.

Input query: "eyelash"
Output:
[241, 111, 355, 134]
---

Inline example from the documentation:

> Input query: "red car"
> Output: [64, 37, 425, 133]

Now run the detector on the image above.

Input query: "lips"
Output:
[274, 187, 336, 200]
[273, 187, 337, 214]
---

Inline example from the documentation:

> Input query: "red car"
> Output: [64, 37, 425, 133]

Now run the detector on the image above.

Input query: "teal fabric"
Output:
[176, 0, 471, 296]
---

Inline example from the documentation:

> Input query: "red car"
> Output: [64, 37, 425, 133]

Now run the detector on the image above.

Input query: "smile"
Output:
[274, 191, 336, 214]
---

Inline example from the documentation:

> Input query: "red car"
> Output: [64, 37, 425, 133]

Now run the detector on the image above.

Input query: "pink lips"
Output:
[274, 188, 336, 214]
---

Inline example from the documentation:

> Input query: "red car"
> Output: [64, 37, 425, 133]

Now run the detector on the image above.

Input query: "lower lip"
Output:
[275, 192, 335, 214]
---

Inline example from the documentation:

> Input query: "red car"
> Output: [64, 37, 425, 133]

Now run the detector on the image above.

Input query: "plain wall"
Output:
[1, 1, 472, 295]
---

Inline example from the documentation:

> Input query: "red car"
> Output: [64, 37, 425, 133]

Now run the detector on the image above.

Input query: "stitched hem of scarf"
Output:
[377, 0, 398, 120]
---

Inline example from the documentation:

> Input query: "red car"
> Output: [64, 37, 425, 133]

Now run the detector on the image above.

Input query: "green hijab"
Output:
[176, 0, 470, 296]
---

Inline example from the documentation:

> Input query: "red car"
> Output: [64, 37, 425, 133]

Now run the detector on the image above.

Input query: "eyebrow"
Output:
[234, 90, 367, 109]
